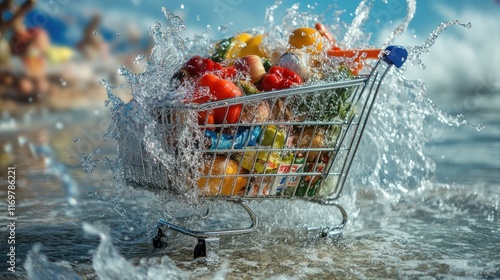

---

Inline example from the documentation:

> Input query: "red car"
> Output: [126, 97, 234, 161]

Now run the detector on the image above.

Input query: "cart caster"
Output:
[194, 237, 220, 262]
[194, 238, 206, 258]
[152, 228, 166, 249]
[308, 201, 347, 241]
[156, 199, 256, 262]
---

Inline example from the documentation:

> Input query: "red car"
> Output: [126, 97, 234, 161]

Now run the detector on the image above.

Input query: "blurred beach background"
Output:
[1, 0, 499, 115]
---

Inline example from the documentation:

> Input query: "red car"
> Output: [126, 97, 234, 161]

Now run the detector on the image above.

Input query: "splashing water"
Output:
[382, 0, 416, 49]
[343, 0, 374, 48]
[407, 19, 472, 69]
[58, 2, 491, 279]
[97, 1, 473, 237]
[25, 136, 81, 206]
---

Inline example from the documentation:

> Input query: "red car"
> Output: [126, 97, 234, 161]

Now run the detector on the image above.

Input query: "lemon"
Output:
[225, 33, 253, 59]
[289, 27, 323, 54]
[238, 34, 266, 57]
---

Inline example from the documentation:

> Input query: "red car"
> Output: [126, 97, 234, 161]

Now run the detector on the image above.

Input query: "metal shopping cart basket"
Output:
[119, 45, 408, 259]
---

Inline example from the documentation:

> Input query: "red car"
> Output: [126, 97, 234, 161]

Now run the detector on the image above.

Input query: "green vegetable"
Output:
[296, 66, 355, 122]
[261, 57, 273, 72]
[211, 36, 233, 62]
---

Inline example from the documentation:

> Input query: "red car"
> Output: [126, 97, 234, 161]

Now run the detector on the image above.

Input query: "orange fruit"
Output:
[197, 156, 248, 196]
[289, 27, 323, 54]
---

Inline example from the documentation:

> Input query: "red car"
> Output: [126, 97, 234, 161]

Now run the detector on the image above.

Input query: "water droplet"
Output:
[74, 138, 80, 144]
[116, 32, 121, 37]
[68, 198, 78, 206]
[133, 54, 144, 65]
[93, 30, 97, 36]
[475, 124, 485, 131]
[60, 78, 67, 87]
[180, 4, 184, 9]
[55, 122, 64, 130]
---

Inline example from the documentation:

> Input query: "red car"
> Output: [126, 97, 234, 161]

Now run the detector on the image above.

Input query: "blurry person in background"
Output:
[0, 0, 51, 101]
[76, 14, 110, 61]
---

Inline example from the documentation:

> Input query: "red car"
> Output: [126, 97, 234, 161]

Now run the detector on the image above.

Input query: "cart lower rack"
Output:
[118, 45, 408, 259]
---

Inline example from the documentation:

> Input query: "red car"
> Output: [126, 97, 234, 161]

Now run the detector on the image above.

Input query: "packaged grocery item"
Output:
[269, 152, 293, 195]
[284, 152, 306, 190]
[246, 176, 274, 197]
[294, 152, 329, 197]
[204, 126, 261, 149]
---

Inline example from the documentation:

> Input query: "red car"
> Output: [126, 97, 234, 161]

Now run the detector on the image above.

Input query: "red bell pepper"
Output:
[189, 73, 243, 124]
[261, 66, 302, 91]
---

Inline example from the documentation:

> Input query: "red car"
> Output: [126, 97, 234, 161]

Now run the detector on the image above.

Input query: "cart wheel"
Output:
[194, 238, 207, 259]
[152, 228, 166, 249]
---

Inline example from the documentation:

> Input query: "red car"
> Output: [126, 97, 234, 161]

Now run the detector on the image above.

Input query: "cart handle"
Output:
[317, 22, 408, 72]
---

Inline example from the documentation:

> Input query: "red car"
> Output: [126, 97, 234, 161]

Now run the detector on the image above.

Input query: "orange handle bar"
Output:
[327, 49, 382, 60]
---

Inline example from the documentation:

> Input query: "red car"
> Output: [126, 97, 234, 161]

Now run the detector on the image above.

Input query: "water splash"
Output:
[27, 137, 81, 206]
[382, 0, 416, 49]
[25, 244, 82, 280]
[343, 0, 374, 48]
[83, 223, 188, 280]
[407, 19, 472, 69]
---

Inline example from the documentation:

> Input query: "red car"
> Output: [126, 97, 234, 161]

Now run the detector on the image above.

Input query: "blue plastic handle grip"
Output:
[382, 45, 408, 68]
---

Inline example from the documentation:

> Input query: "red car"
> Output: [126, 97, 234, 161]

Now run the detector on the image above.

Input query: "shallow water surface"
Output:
[0, 93, 499, 279]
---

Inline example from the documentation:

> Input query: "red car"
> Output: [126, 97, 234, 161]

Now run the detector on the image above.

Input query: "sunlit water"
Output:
[1, 1, 499, 279]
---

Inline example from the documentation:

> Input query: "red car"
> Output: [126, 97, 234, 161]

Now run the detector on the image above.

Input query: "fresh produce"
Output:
[238, 34, 266, 58]
[260, 66, 303, 91]
[238, 79, 261, 95]
[197, 156, 248, 196]
[295, 67, 354, 122]
[288, 27, 323, 54]
[239, 100, 270, 123]
[292, 126, 326, 162]
[166, 23, 376, 198]
[234, 55, 266, 83]
[194, 73, 243, 124]
[211, 33, 253, 62]
[314, 22, 335, 45]
[277, 51, 311, 80]
[181, 55, 237, 79]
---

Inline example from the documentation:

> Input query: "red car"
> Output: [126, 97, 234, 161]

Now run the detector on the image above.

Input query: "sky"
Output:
[27, 0, 500, 96]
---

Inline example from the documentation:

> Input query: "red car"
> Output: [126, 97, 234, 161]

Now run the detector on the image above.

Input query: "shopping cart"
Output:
[119, 45, 408, 259]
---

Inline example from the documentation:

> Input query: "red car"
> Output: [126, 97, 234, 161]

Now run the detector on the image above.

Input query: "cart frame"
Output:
[120, 45, 408, 259]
